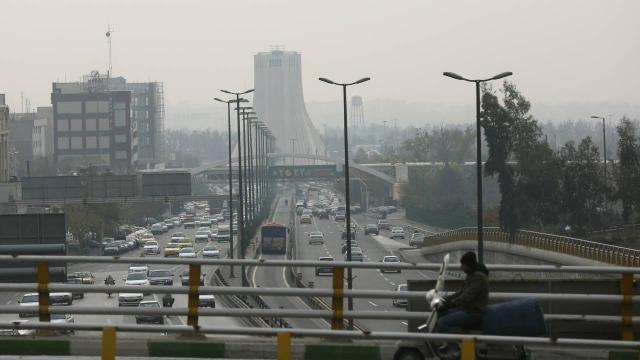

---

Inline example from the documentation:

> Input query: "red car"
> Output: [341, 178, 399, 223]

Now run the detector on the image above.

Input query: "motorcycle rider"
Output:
[105, 275, 116, 297]
[435, 251, 489, 357]
[162, 293, 175, 307]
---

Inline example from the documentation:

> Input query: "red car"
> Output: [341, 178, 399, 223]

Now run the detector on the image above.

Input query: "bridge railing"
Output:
[425, 227, 640, 267]
[1, 255, 640, 359]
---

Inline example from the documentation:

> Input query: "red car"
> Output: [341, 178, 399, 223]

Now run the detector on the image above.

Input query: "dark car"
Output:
[341, 226, 356, 240]
[317, 209, 329, 219]
[66, 278, 84, 299]
[135, 300, 164, 324]
[148, 269, 174, 286]
[180, 270, 205, 286]
[364, 224, 379, 235]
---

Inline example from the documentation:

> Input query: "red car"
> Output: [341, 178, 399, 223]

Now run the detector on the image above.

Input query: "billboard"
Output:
[22, 176, 82, 200]
[141, 172, 192, 196]
[85, 175, 137, 198]
[268, 165, 340, 180]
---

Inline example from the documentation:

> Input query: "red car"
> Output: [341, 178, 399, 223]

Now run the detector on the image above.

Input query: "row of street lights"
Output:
[215, 90, 274, 284]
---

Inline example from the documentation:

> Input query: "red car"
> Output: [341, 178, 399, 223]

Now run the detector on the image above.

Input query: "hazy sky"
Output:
[1, 0, 639, 113]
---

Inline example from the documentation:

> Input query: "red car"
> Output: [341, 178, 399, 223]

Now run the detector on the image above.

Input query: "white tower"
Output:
[253, 49, 326, 164]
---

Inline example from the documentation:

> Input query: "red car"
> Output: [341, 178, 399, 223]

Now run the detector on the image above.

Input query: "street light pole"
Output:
[221, 88, 254, 287]
[591, 115, 607, 219]
[214, 97, 248, 279]
[319, 76, 370, 330]
[289, 138, 297, 166]
[443, 71, 513, 264]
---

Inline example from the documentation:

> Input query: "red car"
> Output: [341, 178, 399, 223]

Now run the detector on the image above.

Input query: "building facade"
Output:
[52, 82, 136, 174]
[32, 107, 54, 159]
[0, 94, 9, 181]
[8, 112, 35, 178]
[253, 50, 326, 164]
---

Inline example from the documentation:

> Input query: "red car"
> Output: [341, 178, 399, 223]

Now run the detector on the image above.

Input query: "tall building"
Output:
[32, 107, 53, 159]
[0, 94, 9, 181]
[8, 112, 35, 177]
[253, 50, 326, 164]
[52, 76, 136, 174]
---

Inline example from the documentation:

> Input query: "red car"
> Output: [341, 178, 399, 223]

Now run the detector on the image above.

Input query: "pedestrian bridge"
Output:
[0, 245, 639, 359]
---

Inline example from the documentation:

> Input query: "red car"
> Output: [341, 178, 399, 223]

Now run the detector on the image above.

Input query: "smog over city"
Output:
[0, 2, 639, 358]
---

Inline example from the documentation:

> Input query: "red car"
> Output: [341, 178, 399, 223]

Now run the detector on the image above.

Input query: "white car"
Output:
[390, 228, 405, 240]
[308, 231, 325, 245]
[392, 284, 408, 307]
[198, 294, 216, 308]
[18, 292, 72, 317]
[143, 240, 160, 255]
[202, 245, 220, 258]
[51, 313, 75, 334]
[179, 247, 197, 258]
[195, 231, 210, 243]
[128, 264, 149, 275]
[118, 292, 144, 307]
[124, 272, 150, 286]
[380, 255, 402, 273]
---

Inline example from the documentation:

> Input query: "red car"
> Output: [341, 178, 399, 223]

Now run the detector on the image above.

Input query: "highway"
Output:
[0, 212, 244, 337]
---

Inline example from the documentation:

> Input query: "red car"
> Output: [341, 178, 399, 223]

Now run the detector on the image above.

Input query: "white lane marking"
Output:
[401, 321, 408, 325]
[390, 282, 396, 286]
[368, 301, 378, 307]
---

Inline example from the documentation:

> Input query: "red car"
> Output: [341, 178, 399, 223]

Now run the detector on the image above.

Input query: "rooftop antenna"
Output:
[106, 25, 113, 78]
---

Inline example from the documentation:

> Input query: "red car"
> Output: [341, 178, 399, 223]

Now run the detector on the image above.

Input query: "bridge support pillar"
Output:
[621, 273, 634, 341]
[277, 332, 292, 360]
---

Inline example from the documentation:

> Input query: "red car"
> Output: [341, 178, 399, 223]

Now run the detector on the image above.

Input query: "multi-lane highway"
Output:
[0, 213, 243, 336]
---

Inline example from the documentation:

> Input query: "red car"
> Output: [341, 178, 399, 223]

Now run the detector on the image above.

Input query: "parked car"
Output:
[148, 269, 174, 286]
[409, 233, 425, 247]
[392, 284, 408, 307]
[135, 300, 164, 324]
[364, 224, 379, 235]
[308, 231, 325, 245]
[315, 256, 334, 276]
[380, 255, 402, 273]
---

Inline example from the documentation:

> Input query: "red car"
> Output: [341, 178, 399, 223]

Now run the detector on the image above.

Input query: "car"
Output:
[139, 233, 155, 245]
[68, 271, 96, 284]
[179, 247, 197, 258]
[180, 270, 205, 286]
[150, 223, 164, 235]
[334, 212, 346, 221]
[409, 233, 425, 247]
[390, 228, 405, 240]
[176, 239, 194, 249]
[164, 219, 175, 229]
[18, 292, 73, 317]
[128, 264, 149, 275]
[66, 277, 84, 299]
[173, 218, 181, 227]
[148, 269, 174, 286]
[317, 209, 329, 219]
[315, 256, 334, 276]
[195, 230, 210, 243]
[103, 244, 120, 256]
[300, 214, 312, 224]
[392, 284, 408, 307]
[198, 295, 216, 308]
[164, 244, 180, 257]
[217, 225, 231, 242]
[380, 255, 402, 273]
[202, 245, 221, 258]
[135, 300, 164, 324]
[143, 240, 160, 255]
[50, 313, 75, 334]
[377, 219, 391, 230]
[124, 271, 149, 286]
[341, 226, 356, 240]
[341, 241, 360, 254]
[347, 250, 364, 262]
[308, 231, 324, 245]
[364, 224, 379, 235]
[184, 221, 195, 229]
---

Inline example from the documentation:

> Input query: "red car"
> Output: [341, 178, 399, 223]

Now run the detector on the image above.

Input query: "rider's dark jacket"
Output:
[444, 270, 489, 315]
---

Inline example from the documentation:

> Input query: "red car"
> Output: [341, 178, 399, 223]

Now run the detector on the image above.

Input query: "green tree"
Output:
[615, 117, 640, 222]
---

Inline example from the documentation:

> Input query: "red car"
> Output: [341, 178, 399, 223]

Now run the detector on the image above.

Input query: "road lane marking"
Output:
[368, 301, 378, 307]
[390, 282, 396, 286]
[401, 321, 408, 325]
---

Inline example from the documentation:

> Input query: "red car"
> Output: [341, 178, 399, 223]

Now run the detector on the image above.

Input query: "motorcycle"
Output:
[393, 254, 546, 360]
[105, 276, 116, 298]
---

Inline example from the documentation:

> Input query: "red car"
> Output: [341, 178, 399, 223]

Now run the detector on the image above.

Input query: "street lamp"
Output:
[443, 71, 513, 264]
[591, 115, 608, 218]
[214, 97, 248, 278]
[319, 76, 370, 330]
[289, 138, 297, 166]
[238, 107, 254, 224]
[221, 88, 254, 287]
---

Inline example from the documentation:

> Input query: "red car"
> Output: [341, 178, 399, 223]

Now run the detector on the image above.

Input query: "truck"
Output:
[216, 225, 231, 243]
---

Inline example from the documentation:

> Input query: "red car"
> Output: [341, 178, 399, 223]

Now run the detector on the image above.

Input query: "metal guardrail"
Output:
[1, 256, 639, 359]
[426, 227, 640, 267]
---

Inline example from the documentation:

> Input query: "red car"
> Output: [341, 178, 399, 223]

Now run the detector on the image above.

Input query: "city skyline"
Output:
[0, 0, 639, 115]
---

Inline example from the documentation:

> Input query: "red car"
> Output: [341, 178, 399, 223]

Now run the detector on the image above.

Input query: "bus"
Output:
[261, 223, 287, 255]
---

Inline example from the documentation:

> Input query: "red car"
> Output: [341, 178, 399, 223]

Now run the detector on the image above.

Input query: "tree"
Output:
[559, 137, 605, 234]
[615, 117, 640, 222]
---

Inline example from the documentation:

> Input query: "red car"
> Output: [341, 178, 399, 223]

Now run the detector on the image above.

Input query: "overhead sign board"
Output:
[268, 165, 340, 179]
[22, 176, 82, 200]
[141, 172, 192, 197]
